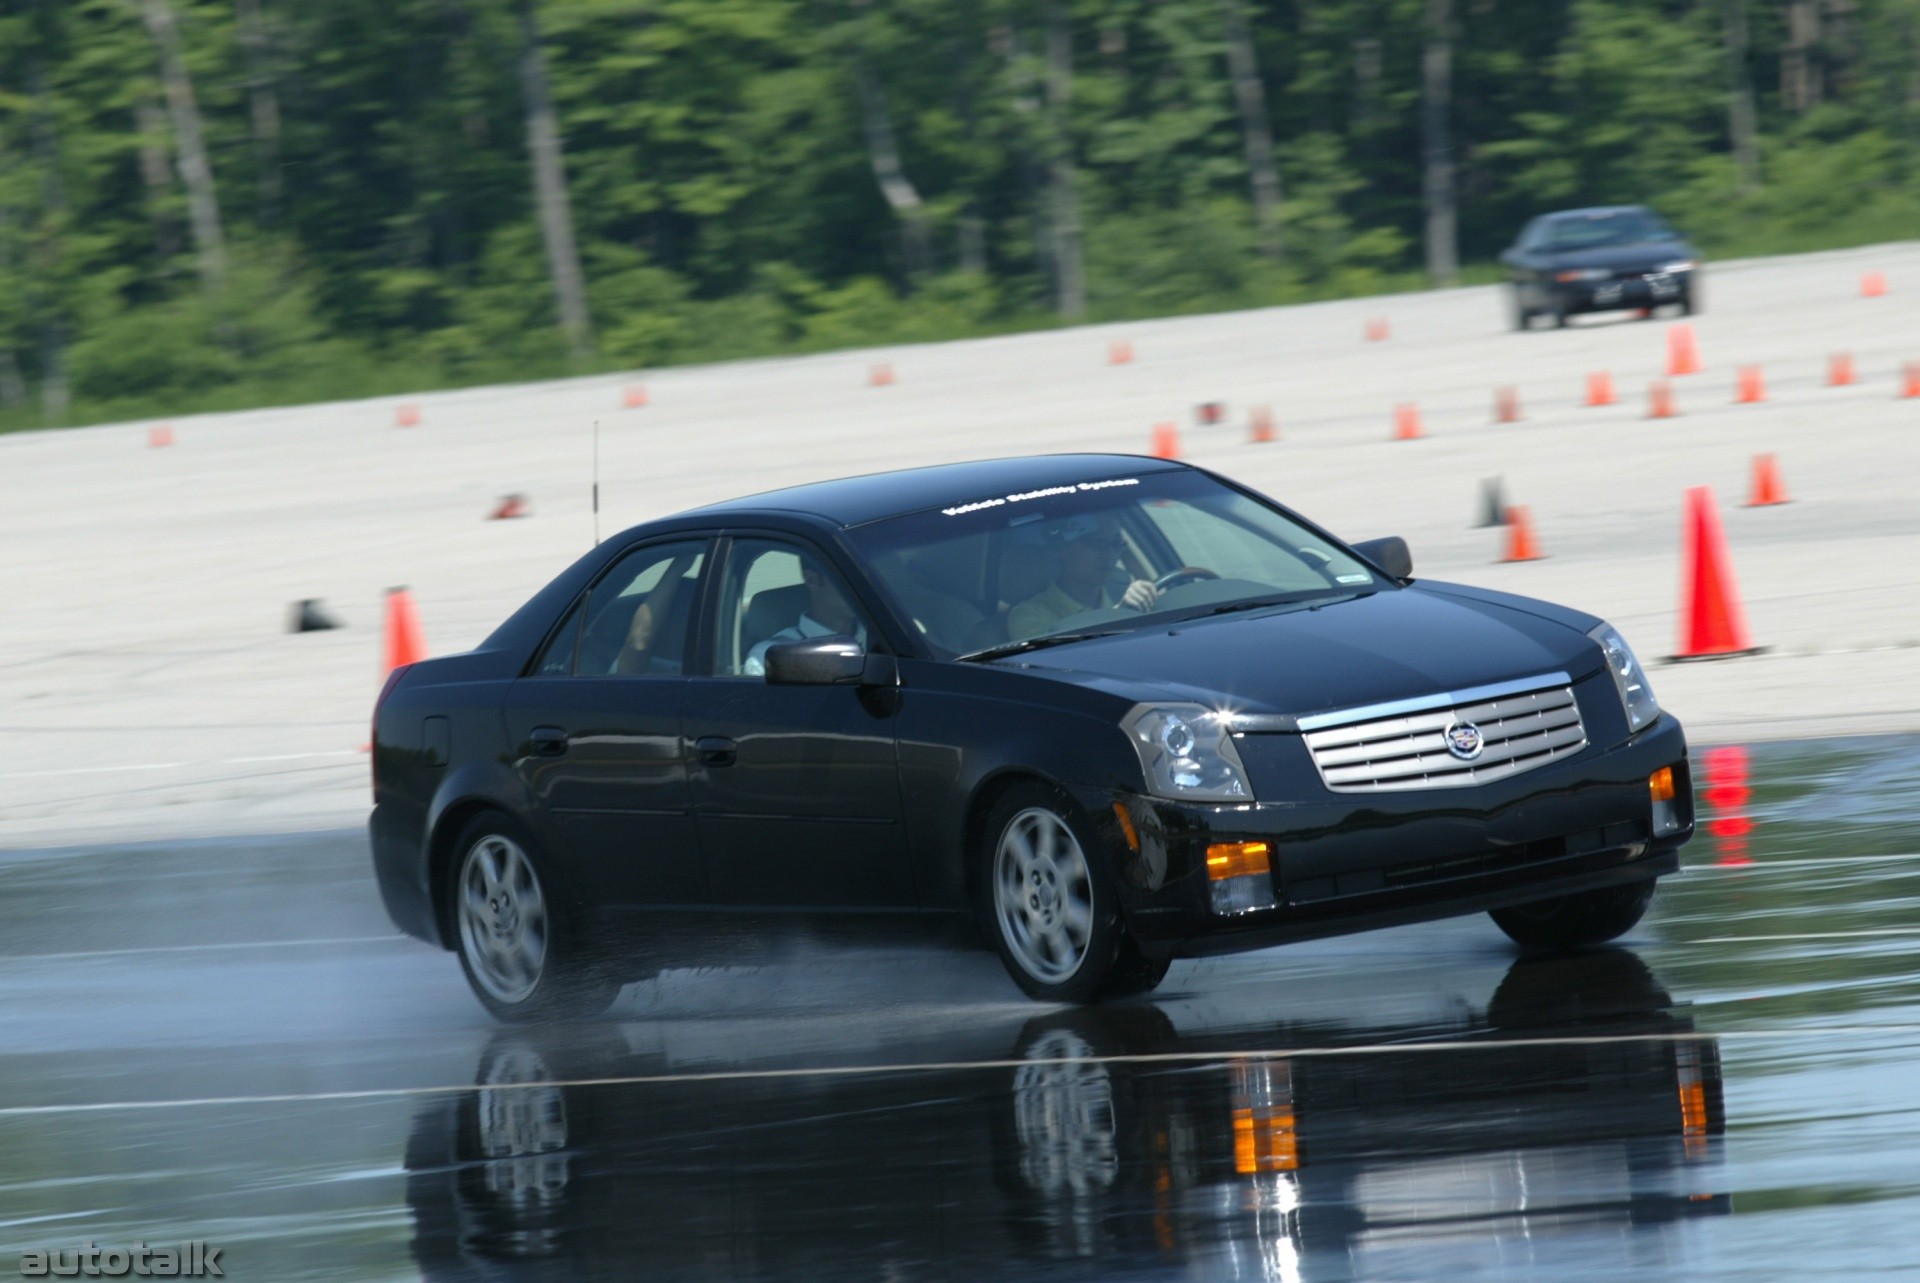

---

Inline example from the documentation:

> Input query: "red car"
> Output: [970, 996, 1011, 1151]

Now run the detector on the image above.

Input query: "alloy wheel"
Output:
[458, 834, 550, 1004]
[994, 807, 1096, 984]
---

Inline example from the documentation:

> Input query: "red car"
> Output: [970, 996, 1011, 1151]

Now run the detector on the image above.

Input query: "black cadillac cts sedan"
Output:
[370, 455, 1693, 1020]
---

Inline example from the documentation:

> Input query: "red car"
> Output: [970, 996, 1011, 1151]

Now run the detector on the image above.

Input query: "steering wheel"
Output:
[1154, 566, 1220, 593]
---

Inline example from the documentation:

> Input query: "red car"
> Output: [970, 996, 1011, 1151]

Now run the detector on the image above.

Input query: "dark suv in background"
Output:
[1501, 205, 1702, 329]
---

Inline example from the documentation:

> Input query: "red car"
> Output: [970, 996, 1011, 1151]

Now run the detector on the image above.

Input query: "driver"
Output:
[1008, 515, 1158, 640]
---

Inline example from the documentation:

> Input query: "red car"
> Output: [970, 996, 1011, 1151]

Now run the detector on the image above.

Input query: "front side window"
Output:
[711, 540, 874, 677]
[845, 470, 1384, 657]
[537, 540, 707, 676]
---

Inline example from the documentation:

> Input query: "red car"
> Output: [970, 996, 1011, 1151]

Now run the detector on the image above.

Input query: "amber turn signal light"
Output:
[1207, 841, 1271, 881]
[1649, 766, 1676, 803]
[1112, 802, 1141, 852]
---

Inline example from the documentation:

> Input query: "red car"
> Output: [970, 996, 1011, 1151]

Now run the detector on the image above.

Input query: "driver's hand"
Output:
[1121, 579, 1160, 612]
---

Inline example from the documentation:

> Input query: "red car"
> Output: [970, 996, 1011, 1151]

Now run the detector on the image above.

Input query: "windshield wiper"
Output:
[958, 632, 1115, 663]
[1203, 589, 1366, 618]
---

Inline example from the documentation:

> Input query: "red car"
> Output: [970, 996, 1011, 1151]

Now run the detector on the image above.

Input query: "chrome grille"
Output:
[1303, 683, 1586, 793]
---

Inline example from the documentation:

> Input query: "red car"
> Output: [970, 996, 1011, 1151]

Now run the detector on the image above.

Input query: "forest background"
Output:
[1, 0, 1914, 430]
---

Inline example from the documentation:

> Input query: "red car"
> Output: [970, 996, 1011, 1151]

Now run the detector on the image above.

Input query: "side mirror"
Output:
[764, 636, 867, 685]
[1352, 536, 1413, 581]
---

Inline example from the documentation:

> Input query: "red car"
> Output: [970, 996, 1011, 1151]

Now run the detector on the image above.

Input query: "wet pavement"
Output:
[2, 736, 1918, 1280]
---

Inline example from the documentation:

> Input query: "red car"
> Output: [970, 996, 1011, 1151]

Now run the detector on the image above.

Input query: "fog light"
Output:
[1650, 766, 1684, 838]
[1208, 841, 1275, 915]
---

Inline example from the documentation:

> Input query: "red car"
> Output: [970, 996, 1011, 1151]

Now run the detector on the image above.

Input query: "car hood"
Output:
[1545, 240, 1696, 272]
[1002, 585, 1604, 720]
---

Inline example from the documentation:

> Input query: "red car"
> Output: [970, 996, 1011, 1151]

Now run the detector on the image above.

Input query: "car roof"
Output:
[671, 453, 1189, 529]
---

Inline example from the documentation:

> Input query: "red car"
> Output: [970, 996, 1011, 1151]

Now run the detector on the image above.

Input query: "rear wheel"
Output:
[979, 783, 1162, 1003]
[451, 813, 619, 1022]
[1490, 879, 1657, 951]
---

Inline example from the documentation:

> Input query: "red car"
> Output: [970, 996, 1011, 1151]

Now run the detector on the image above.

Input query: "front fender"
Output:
[895, 660, 1142, 913]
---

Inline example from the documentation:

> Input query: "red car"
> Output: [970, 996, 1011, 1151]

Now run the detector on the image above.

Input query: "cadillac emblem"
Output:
[1443, 720, 1485, 761]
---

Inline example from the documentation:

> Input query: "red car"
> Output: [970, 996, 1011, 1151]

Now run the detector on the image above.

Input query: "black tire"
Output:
[1489, 879, 1657, 952]
[1509, 287, 1533, 332]
[449, 811, 620, 1023]
[1550, 300, 1570, 329]
[1678, 288, 1697, 316]
[975, 781, 1159, 1003]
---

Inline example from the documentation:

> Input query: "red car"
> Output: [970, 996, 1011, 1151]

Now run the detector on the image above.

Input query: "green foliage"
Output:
[0, 0, 1916, 431]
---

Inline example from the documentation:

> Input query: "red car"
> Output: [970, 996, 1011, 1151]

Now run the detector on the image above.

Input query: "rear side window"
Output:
[541, 541, 707, 676]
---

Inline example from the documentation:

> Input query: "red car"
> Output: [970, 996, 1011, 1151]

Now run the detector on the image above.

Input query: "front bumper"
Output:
[1558, 270, 1692, 313]
[1081, 715, 1692, 960]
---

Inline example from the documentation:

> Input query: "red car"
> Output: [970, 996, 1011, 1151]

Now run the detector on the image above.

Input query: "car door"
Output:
[683, 534, 914, 909]
[502, 538, 713, 908]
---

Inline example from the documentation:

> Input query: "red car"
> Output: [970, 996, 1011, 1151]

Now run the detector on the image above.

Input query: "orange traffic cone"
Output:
[383, 587, 428, 673]
[488, 493, 530, 520]
[622, 384, 648, 408]
[1745, 454, 1789, 507]
[1500, 506, 1544, 562]
[1673, 487, 1760, 660]
[1195, 402, 1226, 426]
[1647, 379, 1677, 419]
[395, 403, 421, 427]
[869, 362, 894, 387]
[1392, 403, 1423, 440]
[1150, 422, 1181, 460]
[1734, 365, 1766, 404]
[1666, 323, 1702, 375]
[1827, 352, 1856, 386]
[1108, 339, 1134, 365]
[147, 424, 174, 448]
[1494, 386, 1522, 423]
[1248, 405, 1277, 444]
[1585, 371, 1617, 407]
[1364, 317, 1390, 342]
[1862, 271, 1888, 298]
[1902, 361, 1920, 399]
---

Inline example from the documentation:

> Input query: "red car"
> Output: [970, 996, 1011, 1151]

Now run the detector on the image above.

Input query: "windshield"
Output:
[845, 468, 1386, 659]
[1543, 209, 1674, 251]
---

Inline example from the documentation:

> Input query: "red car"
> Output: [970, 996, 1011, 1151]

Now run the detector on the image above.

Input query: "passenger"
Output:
[1007, 515, 1158, 641]
[743, 560, 868, 676]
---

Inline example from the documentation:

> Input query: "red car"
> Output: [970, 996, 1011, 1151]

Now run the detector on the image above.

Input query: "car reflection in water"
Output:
[406, 950, 1726, 1281]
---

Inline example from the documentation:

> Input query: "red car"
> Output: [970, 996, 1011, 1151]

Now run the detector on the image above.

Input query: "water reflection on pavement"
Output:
[1, 736, 1918, 1280]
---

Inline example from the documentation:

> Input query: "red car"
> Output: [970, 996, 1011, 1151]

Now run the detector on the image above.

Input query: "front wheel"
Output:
[1509, 287, 1533, 332]
[979, 783, 1160, 1003]
[451, 813, 619, 1022]
[1490, 879, 1657, 951]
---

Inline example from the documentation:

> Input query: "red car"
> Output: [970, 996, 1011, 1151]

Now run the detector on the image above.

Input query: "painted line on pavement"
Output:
[0, 751, 360, 782]
[1, 935, 409, 964]
[4, 1026, 1919, 1118]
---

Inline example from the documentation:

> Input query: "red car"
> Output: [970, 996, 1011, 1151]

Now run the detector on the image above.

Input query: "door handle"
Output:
[528, 726, 569, 757]
[694, 735, 737, 767]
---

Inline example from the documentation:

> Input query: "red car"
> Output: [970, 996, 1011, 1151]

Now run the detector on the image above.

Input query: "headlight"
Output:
[1121, 704, 1250, 802]
[1661, 260, 1697, 273]
[1589, 623, 1660, 733]
[1554, 269, 1610, 282]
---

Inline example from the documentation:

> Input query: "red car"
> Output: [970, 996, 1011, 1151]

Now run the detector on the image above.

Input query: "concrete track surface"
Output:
[2, 242, 1918, 844]
[1, 737, 1919, 1280]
